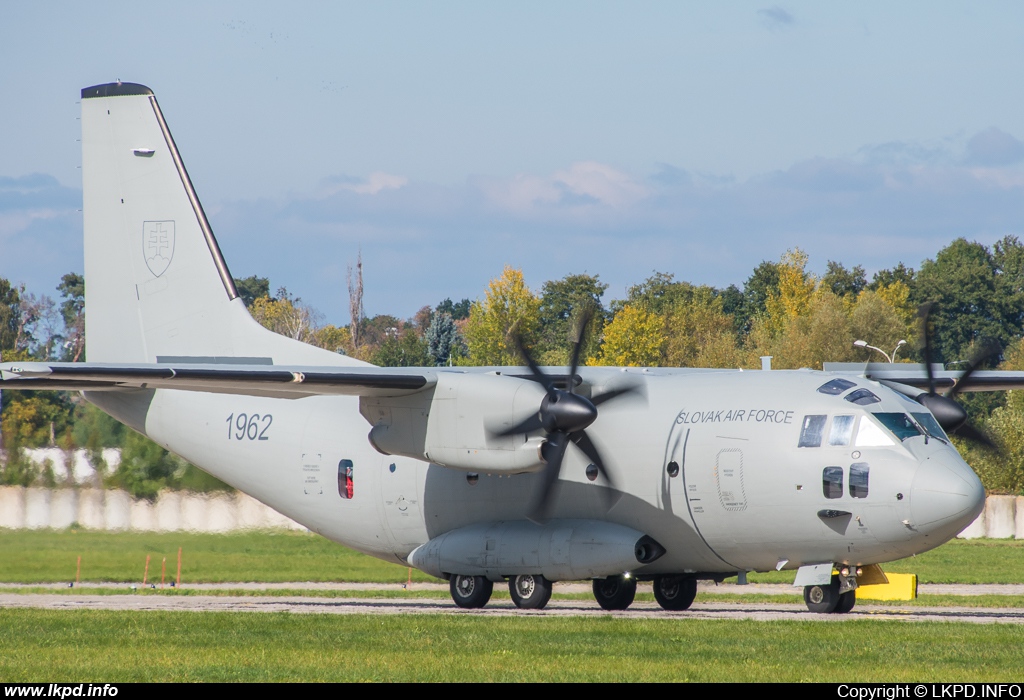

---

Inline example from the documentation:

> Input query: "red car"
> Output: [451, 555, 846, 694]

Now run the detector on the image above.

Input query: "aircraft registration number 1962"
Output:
[226, 413, 273, 441]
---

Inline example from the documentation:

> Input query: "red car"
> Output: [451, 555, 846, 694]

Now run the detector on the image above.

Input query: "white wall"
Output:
[0, 486, 304, 532]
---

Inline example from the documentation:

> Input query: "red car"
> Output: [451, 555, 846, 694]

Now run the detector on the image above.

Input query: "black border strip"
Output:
[148, 96, 239, 301]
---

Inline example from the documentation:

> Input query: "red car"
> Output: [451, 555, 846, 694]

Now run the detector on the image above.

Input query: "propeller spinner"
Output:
[494, 308, 640, 519]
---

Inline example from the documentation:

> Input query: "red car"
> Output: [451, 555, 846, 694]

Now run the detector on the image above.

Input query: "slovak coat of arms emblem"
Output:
[143, 220, 175, 277]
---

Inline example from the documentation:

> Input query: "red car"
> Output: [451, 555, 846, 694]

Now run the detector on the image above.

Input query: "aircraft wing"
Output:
[0, 361, 435, 399]
[823, 362, 1024, 393]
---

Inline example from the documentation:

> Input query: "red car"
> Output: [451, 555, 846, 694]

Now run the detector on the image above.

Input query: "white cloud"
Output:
[477, 161, 648, 214]
[326, 172, 409, 196]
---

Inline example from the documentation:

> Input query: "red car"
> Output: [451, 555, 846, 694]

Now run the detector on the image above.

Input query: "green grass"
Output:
[0, 529, 434, 584]
[1, 609, 1023, 682]
[2, 529, 1023, 585]
[748, 538, 1024, 585]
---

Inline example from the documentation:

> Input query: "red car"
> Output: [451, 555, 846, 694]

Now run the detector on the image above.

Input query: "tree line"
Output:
[3, 236, 1024, 495]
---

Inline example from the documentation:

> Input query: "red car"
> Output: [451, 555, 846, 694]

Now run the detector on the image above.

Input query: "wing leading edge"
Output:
[0, 361, 434, 399]
[822, 362, 1024, 393]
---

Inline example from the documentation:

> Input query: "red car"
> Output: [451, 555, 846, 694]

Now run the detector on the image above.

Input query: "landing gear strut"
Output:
[450, 574, 493, 608]
[592, 574, 637, 610]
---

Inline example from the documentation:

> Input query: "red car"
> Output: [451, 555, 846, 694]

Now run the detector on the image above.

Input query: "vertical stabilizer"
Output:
[81, 82, 359, 367]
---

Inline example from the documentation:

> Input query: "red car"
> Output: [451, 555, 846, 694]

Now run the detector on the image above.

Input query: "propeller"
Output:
[915, 303, 1000, 449]
[494, 307, 642, 519]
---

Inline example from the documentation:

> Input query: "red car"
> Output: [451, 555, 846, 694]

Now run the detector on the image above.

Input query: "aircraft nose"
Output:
[909, 451, 985, 539]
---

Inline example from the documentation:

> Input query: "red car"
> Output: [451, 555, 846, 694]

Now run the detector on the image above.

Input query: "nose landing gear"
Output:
[803, 573, 857, 614]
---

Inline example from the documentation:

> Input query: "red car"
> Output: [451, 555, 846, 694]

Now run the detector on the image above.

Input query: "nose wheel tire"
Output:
[509, 574, 553, 609]
[653, 575, 698, 611]
[450, 574, 493, 609]
[592, 574, 637, 610]
[833, 589, 857, 614]
[803, 575, 841, 614]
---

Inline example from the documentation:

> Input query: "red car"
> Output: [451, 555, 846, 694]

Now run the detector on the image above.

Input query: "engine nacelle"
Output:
[407, 519, 664, 581]
[360, 371, 549, 474]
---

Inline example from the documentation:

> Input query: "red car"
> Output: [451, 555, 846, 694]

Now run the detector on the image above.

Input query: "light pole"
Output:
[853, 339, 907, 363]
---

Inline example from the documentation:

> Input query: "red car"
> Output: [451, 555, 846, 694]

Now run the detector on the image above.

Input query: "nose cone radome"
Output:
[910, 451, 985, 540]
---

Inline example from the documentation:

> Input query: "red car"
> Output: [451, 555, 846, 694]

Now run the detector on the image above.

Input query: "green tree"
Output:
[57, 273, 85, 361]
[537, 273, 608, 365]
[913, 239, 1017, 365]
[234, 276, 271, 307]
[664, 289, 750, 368]
[372, 326, 430, 367]
[464, 267, 540, 365]
[0, 277, 20, 351]
[612, 272, 694, 315]
[868, 262, 915, 292]
[821, 261, 866, 299]
[436, 298, 471, 321]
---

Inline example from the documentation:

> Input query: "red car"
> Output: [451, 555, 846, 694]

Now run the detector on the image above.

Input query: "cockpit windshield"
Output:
[911, 412, 949, 441]
[872, 412, 923, 441]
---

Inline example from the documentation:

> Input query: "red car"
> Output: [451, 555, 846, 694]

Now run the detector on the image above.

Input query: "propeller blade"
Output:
[946, 338, 1001, 399]
[491, 412, 544, 438]
[918, 303, 937, 396]
[532, 432, 569, 520]
[570, 430, 620, 509]
[951, 421, 998, 451]
[566, 307, 593, 392]
[917, 392, 968, 433]
[512, 331, 555, 398]
[590, 383, 643, 407]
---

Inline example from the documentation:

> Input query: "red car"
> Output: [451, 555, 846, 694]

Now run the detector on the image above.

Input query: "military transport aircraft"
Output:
[2, 82, 1019, 614]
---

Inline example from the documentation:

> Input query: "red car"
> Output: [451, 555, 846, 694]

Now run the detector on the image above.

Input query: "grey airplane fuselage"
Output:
[88, 366, 983, 578]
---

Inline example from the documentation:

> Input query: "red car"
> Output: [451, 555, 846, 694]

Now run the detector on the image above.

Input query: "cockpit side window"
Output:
[822, 467, 844, 499]
[828, 415, 855, 446]
[798, 415, 827, 447]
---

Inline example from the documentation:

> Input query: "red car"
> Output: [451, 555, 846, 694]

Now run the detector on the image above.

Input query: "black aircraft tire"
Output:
[833, 589, 857, 614]
[652, 575, 698, 611]
[509, 574, 553, 610]
[450, 574, 493, 609]
[803, 575, 841, 614]
[593, 575, 638, 611]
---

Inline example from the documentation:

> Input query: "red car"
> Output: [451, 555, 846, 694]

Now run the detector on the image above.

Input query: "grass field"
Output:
[2, 609, 1023, 682]
[1, 529, 1023, 585]
[3, 531, 1024, 682]
[0, 529, 434, 584]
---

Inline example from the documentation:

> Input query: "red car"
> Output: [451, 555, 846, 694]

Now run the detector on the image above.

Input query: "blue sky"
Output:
[3, 2, 1024, 321]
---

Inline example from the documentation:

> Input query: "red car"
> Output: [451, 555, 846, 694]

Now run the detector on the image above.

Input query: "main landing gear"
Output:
[652, 575, 698, 611]
[592, 574, 638, 610]
[803, 574, 856, 614]
[450, 574, 493, 609]
[509, 574, 553, 609]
